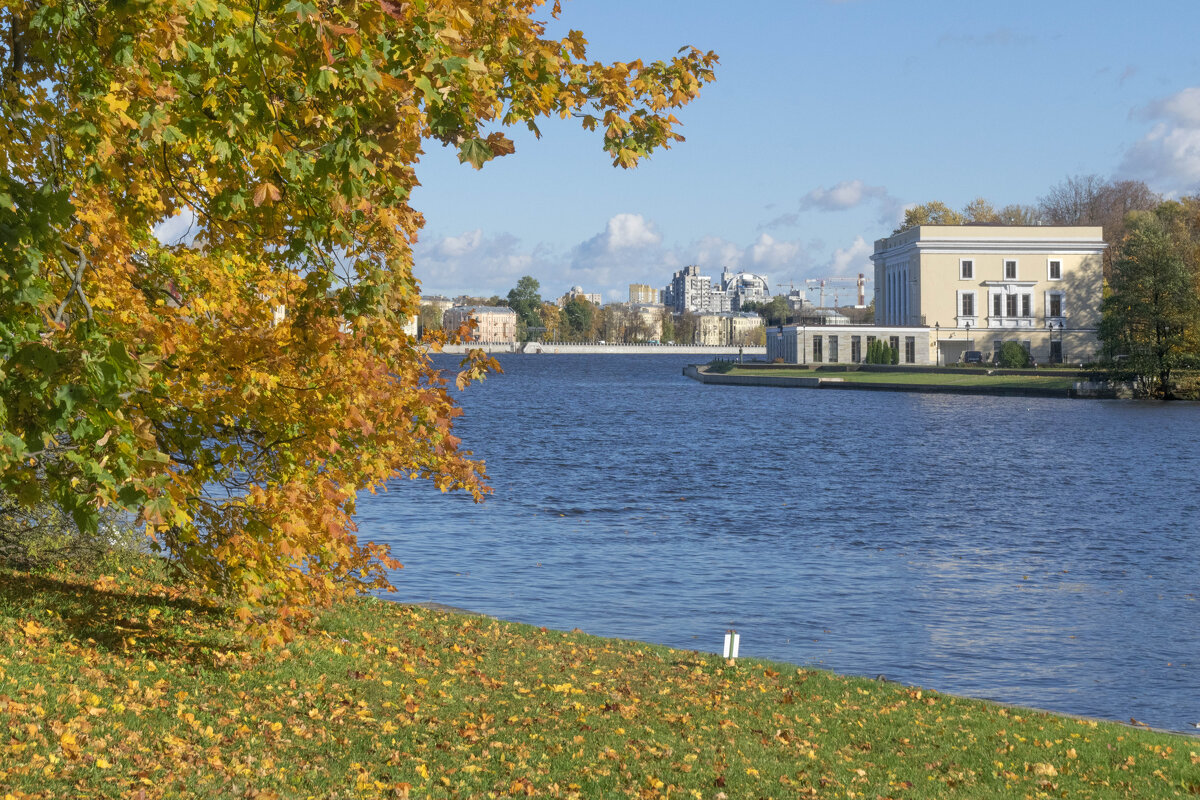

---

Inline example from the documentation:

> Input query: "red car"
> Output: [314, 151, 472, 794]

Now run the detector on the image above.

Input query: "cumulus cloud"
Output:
[565, 214, 673, 293]
[799, 180, 889, 212]
[152, 207, 200, 246]
[826, 236, 873, 277]
[414, 230, 545, 297]
[761, 180, 904, 230]
[1120, 87, 1200, 193]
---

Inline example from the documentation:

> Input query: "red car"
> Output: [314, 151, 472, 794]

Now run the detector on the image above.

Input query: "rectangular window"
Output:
[904, 336, 915, 364]
[961, 293, 975, 317]
[993, 293, 1003, 318]
[1049, 259, 1062, 280]
[1021, 294, 1032, 318]
[828, 335, 839, 363]
[866, 335, 877, 350]
[1049, 294, 1063, 318]
[812, 335, 823, 363]
[1049, 340, 1063, 364]
[1006, 295, 1018, 317]
[889, 336, 900, 362]
[851, 336, 862, 363]
[960, 259, 974, 279]
[1004, 260, 1018, 280]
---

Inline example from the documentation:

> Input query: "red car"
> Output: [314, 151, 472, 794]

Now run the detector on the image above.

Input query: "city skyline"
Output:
[411, 0, 1200, 301]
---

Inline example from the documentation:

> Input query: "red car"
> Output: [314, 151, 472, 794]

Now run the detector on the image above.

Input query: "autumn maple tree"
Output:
[0, 0, 716, 638]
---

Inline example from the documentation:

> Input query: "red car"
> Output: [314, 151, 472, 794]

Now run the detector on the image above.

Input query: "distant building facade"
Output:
[557, 286, 603, 307]
[767, 325, 933, 365]
[695, 312, 765, 346]
[871, 224, 1105, 364]
[628, 283, 662, 304]
[442, 305, 517, 343]
[720, 269, 770, 310]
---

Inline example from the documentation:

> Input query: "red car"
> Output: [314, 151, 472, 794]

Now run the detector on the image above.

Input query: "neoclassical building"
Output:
[766, 224, 1106, 366]
[442, 305, 518, 343]
[871, 225, 1105, 364]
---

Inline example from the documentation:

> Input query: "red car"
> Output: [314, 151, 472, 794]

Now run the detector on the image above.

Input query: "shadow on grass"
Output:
[0, 569, 244, 667]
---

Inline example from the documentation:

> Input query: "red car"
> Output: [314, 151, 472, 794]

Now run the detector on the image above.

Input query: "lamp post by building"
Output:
[964, 321, 971, 357]
[934, 321, 940, 366]
[802, 322, 807, 365]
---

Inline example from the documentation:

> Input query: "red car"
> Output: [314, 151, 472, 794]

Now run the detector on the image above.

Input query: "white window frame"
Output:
[959, 258, 975, 280]
[956, 289, 978, 326]
[1047, 258, 1063, 281]
[1044, 290, 1066, 322]
[1003, 259, 1018, 280]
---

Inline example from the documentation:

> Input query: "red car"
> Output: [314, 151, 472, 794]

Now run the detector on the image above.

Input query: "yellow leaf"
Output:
[253, 182, 282, 207]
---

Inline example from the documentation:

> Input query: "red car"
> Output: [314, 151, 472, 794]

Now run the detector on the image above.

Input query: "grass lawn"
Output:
[723, 366, 1080, 392]
[2, 561, 1197, 799]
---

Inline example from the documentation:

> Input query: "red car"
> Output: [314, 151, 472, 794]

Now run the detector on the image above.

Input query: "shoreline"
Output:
[396, 598, 1195, 738]
[683, 363, 1123, 398]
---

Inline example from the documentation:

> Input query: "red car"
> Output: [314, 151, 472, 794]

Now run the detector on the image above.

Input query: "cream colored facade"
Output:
[767, 325, 933, 365]
[442, 305, 517, 343]
[557, 286, 603, 307]
[696, 312, 764, 346]
[628, 283, 662, 304]
[870, 225, 1105, 364]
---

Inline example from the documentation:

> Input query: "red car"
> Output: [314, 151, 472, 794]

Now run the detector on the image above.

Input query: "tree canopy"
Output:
[0, 0, 716, 638]
[506, 275, 542, 336]
[1099, 201, 1200, 397]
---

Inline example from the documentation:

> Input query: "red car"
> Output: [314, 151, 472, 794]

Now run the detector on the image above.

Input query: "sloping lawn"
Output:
[1, 561, 1196, 798]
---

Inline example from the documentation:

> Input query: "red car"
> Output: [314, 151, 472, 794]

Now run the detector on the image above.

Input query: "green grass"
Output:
[725, 366, 1080, 391]
[1, 560, 1197, 798]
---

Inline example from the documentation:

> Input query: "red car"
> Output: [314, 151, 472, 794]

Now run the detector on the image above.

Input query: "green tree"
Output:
[893, 201, 964, 234]
[1100, 206, 1200, 397]
[507, 276, 543, 340]
[962, 197, 999, 223]
[0, 0, 716, 635]
[561, 298, 595, 340]
[418, 304, 444, 335]
[997, 341, 1031, 369]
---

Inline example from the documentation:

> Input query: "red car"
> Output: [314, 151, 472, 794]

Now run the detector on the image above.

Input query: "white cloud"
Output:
[766, 179, 905, 227]
[800, 180, 882, 211]
[605, 213, 662, 250]
[152, 208, 199, 246]
[434, 229, 483, 258]
[1120, 87, 1200, 193]
[414, 230, 542, 297]
[827, 236, 873, 276]
[748, 233, 804, 271]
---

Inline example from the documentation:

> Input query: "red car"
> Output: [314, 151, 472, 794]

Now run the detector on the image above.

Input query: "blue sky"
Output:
[411, 0, 1200, 303]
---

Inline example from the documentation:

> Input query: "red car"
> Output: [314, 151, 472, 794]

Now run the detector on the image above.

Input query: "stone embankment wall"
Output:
[436, 343, 767, 356]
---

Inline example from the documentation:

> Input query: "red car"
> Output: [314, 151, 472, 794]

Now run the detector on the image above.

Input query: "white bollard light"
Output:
[723, 629, 741, 659]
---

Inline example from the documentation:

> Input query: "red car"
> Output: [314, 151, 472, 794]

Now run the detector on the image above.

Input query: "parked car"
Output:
[962, 350, 984, 364]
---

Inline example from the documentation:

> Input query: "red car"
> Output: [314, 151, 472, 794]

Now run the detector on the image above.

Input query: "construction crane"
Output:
[804, 273, 871, 308]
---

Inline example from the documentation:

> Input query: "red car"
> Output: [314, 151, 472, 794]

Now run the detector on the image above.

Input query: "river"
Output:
[357, 354, 1200, 733]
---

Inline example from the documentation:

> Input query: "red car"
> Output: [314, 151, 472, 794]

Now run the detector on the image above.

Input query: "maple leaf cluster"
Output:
[0, 0, 715, 638]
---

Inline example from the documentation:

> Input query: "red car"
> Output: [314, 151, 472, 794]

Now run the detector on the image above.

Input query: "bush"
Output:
[0, 493, 145, 572]
[998, 341, 1031, 369]
[708, 359, 736, 374]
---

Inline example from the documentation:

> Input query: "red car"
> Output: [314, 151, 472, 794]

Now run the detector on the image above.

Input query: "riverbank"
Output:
[684, 362, 1120, 398]
[436, 342, 767, 356]
[2, 561, 1197, 799]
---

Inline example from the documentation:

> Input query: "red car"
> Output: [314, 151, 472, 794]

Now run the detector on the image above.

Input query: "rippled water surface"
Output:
[358, 354, 1200, 732]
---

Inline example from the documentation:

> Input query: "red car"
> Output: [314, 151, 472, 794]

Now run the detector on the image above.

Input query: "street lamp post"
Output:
[934, 321, 940, 366]
[802, 322, 807, 365]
